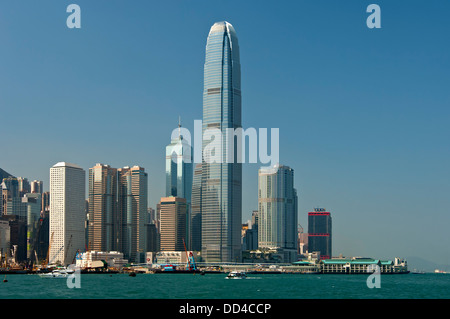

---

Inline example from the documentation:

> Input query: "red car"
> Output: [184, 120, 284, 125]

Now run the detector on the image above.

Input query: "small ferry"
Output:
[38, 267, 74, 278]
[226, 271, 247, 279]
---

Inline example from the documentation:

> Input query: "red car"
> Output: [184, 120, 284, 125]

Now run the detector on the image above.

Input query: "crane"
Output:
[183, 238, 190, 270]
[183, 238, 196, 271]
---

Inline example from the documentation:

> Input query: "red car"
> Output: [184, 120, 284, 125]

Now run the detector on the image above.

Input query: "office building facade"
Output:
[258, 165, 298, 262]
[88, 163, 119, 253]
[49, 162, 86, 265]
[158, 196, 187, 252]
[117, 166, 148, 263]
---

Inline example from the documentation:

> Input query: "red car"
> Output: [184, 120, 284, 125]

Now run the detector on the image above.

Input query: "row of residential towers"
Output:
[49, 163, 148, 265]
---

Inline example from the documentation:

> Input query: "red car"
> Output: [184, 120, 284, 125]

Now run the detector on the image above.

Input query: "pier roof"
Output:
[321, 258, 382, 265]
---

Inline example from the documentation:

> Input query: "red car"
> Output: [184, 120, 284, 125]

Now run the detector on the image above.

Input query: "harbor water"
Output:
[1, 273, 449, 299]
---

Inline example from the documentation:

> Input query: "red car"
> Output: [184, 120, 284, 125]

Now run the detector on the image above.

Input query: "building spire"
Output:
[178, 116, 182, 140]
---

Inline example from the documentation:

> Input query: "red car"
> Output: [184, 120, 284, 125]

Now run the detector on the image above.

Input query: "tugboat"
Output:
[226, 270, 247, 279]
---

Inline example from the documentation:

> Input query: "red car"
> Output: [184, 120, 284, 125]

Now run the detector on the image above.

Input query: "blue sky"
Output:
[1, 1, 449, 265]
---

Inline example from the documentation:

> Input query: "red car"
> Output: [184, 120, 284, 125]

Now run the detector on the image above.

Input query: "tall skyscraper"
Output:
[117, 166, 148, 263]
[258, 165, 298, 262]
[308, 208, 332, 260]
[49, 162, 85, 265]
[88, 163, 118, 253]
[201, 21, 242, 262]
[158, 196, 187, 252]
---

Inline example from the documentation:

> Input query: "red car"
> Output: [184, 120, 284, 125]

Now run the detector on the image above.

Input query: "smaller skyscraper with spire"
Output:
[165, 118, 192, 247]
[165, 118, 192, 199]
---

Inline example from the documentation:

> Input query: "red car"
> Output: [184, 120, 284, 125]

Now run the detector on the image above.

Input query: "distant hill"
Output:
[406, 256, 450, 273]
[0, 168, 15, 181]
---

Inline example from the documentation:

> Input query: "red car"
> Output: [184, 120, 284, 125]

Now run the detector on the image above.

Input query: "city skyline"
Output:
[1, 1, 450, 266]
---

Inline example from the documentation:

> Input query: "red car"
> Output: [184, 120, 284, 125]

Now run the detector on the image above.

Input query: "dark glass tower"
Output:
[201, 21, 242, 262]
[308, 209, 332, 259]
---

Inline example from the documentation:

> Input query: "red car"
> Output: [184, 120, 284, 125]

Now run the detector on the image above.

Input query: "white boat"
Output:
[226, 270, 247, 279]
[39, 267, 74, 278]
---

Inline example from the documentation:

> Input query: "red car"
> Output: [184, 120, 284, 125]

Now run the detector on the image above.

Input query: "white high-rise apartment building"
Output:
[49, 162, 85, 265]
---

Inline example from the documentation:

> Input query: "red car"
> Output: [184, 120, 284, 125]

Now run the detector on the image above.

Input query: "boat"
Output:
[38, 267, 74, 278]
[226, 270, 247, 279]
[162, 264, 176, 272]
[411, 269, 426, 274]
